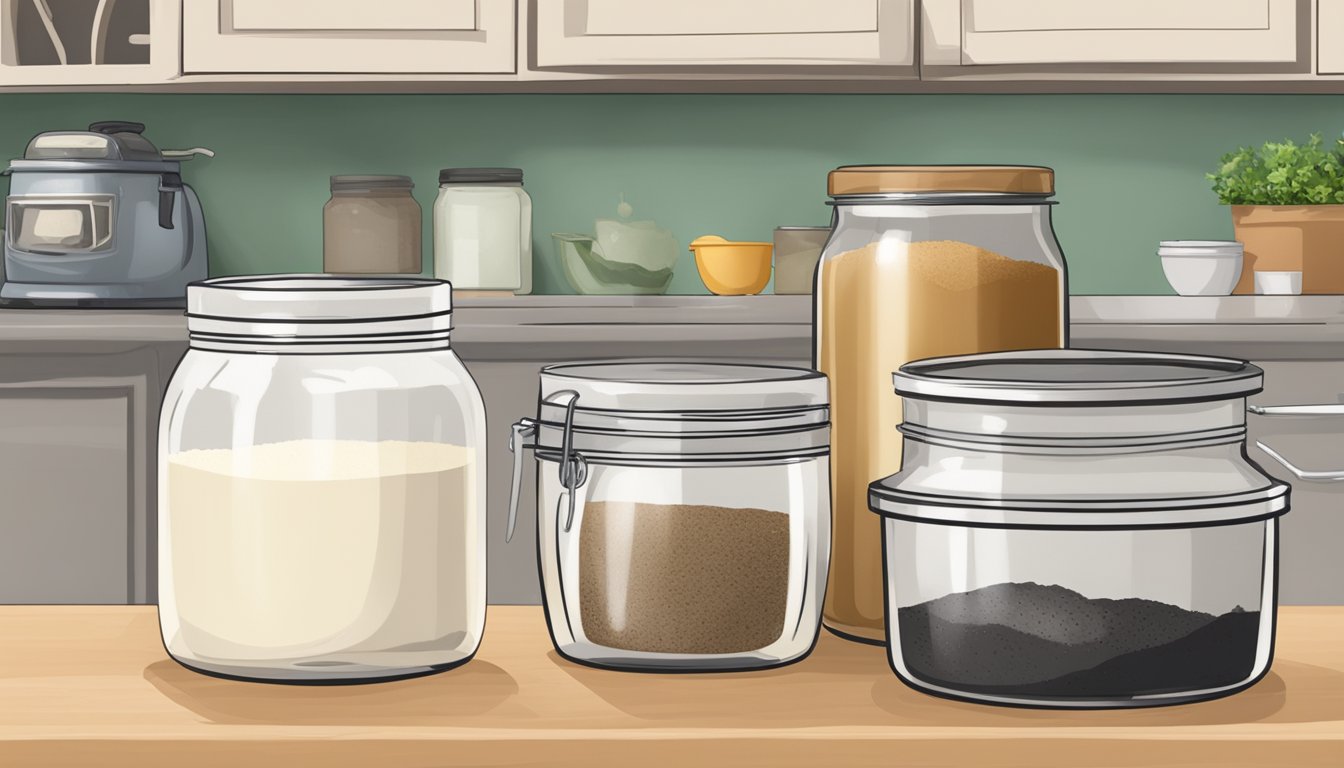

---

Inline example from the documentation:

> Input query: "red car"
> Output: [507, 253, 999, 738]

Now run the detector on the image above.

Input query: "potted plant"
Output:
[1209, 133, 1344, 294]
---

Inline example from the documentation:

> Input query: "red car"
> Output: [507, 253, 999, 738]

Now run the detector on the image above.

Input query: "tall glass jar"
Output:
[433, 167, 533, 294]
[815, 165, 1068, 644]
[508, 361, 830, 672]
[158, 276, 486, 683]
[324, 175, 422, 274]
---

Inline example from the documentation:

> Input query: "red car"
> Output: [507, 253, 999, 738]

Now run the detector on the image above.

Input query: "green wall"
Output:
[2, 93, 1342, 294]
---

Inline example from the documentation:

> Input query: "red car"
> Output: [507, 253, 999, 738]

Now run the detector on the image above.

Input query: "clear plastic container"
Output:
[433, 168, 532, 294]
[816, 165, 1068, 643]
[508, 361, 830, 671]
[324, 175, 422, 274]
[869, 350, 1288, 708]
[158, 276, 487, 683]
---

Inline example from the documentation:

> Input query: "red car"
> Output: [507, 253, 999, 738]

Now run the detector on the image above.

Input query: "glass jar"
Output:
[869, 350, 1288, 708]
[324, 175, 422, 274]
[158, 276, 486, 683]
[508, 361, 830, 671]
[433, 167, 532, 294]
[816, 165, 1068, 644]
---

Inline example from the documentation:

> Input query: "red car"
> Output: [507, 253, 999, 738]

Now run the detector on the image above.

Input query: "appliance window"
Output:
[8, 196, 115, 254]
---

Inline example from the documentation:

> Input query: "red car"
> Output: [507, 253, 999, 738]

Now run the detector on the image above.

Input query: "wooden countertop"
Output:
[1, 606, 1341, 767]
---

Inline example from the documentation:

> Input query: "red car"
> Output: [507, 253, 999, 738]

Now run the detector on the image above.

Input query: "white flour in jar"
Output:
[164, 439, 478, 668]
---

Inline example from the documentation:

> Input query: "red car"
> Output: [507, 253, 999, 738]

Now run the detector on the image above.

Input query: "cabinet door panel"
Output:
[1321, 0, 1344, 74]
[231, 0, 477, 32]
[534, 0, 914, 70]
[184, 0, 514, 74]
[924, 0, 1301, 68]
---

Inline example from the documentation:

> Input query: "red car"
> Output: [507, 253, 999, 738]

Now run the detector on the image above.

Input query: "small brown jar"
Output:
[323, 175, 422, 274]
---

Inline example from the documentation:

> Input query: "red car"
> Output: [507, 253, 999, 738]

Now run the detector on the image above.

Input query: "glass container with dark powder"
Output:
[896, 582, 1261, 698]
[578, 501, 791, 655]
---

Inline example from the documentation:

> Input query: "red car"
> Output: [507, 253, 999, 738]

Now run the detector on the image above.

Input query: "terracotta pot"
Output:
[1231, 205, 1344, 294]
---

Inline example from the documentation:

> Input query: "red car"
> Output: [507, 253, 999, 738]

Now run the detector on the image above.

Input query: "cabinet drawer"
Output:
[534, 0, 914, 70]
[184, 0, 514, 74]
[924, 0, 1302, 68]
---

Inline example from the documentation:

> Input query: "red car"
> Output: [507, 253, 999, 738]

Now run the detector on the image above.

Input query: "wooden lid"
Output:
[828, 165, 1054, 196]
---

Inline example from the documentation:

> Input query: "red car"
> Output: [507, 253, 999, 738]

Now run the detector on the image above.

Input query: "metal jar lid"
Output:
[439, 167, 523, 185]
[330, 175, 414, 192]
[870, 349, 1288, 529]
[893, 349, 1263, 406]
[532, 360, 829, 465]
[828, 165, 1054, 197]
[186, 275, 452, 353]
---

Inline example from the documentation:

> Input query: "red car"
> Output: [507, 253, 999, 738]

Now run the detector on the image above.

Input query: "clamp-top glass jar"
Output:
[158, 276, 486, 683]
[816, 165, 1068, 643]
[508, 361, 830, 671]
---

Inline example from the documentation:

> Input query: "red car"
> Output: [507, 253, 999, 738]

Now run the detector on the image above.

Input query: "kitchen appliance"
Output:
[508, 361, 830, 671]
[159, 276, 486, 683]
[3, 121, 211, 306]
[869, 349, 1288, 708]
[816, 165, 1068, 644]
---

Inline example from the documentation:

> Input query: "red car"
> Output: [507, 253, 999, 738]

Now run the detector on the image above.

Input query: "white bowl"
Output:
[1254, 270, 1303, 296]
[1158, 241, 1243, 296]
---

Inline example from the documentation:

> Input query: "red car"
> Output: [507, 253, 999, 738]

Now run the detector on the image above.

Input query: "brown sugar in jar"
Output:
[816, 165, 1067, 644]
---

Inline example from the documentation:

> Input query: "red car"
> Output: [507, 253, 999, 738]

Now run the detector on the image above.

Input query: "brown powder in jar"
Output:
[818, 240, 1062, 641]
[578, 501, 791, 655]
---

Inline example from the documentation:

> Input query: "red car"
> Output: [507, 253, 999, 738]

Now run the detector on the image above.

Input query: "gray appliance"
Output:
[2, 121, 211, 307]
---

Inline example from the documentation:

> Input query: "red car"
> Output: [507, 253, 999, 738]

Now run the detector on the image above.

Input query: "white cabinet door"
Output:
[533, 0, 915, 70]
[0, 0, 179, 86]
[923, 0, 1302, 68]
[1320, 0, 1344, 73]
[184, 0, 515, 74]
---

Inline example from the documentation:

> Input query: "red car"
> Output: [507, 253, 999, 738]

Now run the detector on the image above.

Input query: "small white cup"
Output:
[1254, 271, 1303, 296]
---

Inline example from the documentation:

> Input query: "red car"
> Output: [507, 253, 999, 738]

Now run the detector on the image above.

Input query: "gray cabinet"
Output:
[0, 312, 185, 604]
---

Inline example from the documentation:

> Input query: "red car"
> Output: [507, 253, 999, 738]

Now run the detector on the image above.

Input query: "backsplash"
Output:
[2, 92, 1342, 294]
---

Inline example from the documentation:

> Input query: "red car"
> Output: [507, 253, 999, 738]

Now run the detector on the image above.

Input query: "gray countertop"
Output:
[5, 295, 1344, 360]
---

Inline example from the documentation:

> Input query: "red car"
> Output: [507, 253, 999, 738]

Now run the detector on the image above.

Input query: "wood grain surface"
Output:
[0, 606, 1340, 767]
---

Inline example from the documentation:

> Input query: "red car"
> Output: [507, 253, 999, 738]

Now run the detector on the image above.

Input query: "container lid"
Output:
[532, 361, 829, 465]
[331, 175, 414, 191]
[1158, 240, 1244, 257]
[828, 165, 1054, 197]
[894, 349, 1263, 406]
[10, 121, 179, 173]
[439, 167, 523, 184]
[186, 275, 452, 354]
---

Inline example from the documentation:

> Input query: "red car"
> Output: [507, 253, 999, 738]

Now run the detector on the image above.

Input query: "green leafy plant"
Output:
[1208, 133, 1344, 205]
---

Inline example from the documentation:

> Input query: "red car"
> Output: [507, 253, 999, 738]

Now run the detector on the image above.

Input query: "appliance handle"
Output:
[157, 173, 181, 230]
[1249, 402, 1344, 480]
[88, 121, 145, 135]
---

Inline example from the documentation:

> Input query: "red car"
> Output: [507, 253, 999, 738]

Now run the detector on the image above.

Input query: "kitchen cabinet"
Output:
[922, 0, 1305, 71]
[182, 0, 515, 74]
[0, 0, 179, 86]
[532, 0, 916, 72]
[1320, 0, 1344, 73]
[0, 311, 185, 604]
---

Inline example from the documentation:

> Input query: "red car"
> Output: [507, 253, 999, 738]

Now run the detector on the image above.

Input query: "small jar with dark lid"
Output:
[433, 167, 532, 294]
[324, 175, 422, 274]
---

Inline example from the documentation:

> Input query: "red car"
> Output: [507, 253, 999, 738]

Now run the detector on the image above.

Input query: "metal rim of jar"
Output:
[827, 192, 1057, 206]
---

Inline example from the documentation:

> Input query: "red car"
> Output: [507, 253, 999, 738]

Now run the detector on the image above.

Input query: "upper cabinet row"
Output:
[1, 0, 1337, 87]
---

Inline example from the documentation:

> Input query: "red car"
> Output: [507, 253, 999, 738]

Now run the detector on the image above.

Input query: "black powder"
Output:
[895, 582, 1262, 699]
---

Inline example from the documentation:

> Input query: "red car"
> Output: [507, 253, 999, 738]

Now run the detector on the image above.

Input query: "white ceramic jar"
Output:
[508, 361, 831, 672]
[433, 167, 532, 294]
[869, 349, 1288, 708]
[158, 276, 487, 683]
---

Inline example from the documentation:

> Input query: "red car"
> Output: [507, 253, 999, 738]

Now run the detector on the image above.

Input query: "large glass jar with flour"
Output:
[507, 362, 830, 671]
[158, 276, 486, 682]
[816, 165, 1068, 643]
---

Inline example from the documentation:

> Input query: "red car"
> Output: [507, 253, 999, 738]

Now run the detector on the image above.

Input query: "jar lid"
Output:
[186, 275, 452, 354]
[331, 175, 414, 191]
[894, 349, 1262, 406]
[828, 165, 1054, 197]
[439, 167, 523, 184]
[532, 361, 829, 465]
